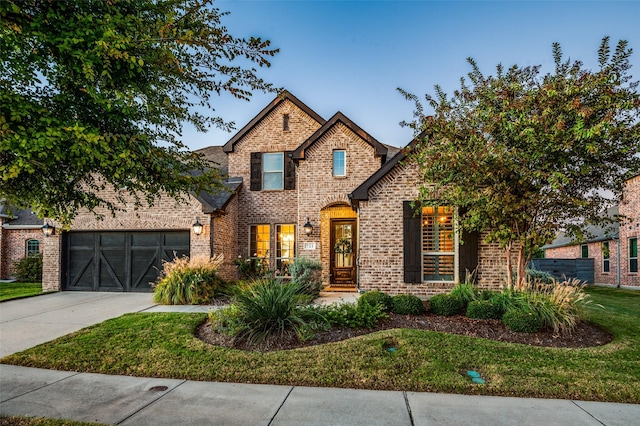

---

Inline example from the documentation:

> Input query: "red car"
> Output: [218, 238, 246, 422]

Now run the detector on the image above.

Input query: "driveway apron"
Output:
[0, 292, 156, 358]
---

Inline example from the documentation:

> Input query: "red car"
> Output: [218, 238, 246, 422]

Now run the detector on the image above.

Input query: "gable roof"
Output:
[223, 91, 325, 153]
[292, 112, 388, 161]
[0, 206, 44, 228]
[349, 131, 425, 203]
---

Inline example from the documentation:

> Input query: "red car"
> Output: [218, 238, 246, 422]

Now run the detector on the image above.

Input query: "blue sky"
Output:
[185, 0, 640, 150]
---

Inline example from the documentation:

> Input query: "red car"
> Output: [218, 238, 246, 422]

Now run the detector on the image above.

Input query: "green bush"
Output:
[391, 294, 425, 315]
[318, 302, 387, 329]
[449, 282, 477, 308]
[289, 257, 323, 297]
[502, 308, 543, 333]
[219, 279, 322, 343]
[466, 300, 502, 319]
[153, 255, 227, 305]
[526, 267, 555, 285]
[358, 290, 393, 312]
[13, 254, 43, 282]
[429, 294, 463, 316]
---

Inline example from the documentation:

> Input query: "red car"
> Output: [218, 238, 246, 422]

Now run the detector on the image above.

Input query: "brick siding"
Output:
[0, 227, 43, 279]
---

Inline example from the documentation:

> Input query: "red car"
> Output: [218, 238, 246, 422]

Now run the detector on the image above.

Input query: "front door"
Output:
[330, 219, 356, 287]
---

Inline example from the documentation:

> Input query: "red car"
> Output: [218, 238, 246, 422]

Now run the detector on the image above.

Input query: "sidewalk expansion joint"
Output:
[267, 385, 295, 426]
[0, 369, 82, 403]
[115, 379, 187, 425]
[403, 391, 415, 426]
[570, 400, 606, 426]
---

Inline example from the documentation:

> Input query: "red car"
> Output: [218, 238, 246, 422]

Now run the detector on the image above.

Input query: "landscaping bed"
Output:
[197, 311, 612, 352]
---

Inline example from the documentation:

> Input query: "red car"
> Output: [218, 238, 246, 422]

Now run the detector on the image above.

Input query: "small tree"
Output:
[400, 37, 640, 289]
[1, 0, 278, 225]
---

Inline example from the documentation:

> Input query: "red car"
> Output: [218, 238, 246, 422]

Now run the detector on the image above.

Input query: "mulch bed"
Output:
[196, 312, 613, 352]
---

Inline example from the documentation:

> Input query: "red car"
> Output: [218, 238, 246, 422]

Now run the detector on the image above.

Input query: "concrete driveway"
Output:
[0, 292, 156, 358]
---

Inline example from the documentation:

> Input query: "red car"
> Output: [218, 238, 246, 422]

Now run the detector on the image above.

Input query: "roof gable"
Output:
[349, 131, 425, 203]
[223, 91, 325, 153]
[292, 112, 387, 160]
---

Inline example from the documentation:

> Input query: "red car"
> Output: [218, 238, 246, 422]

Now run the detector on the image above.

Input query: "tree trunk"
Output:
[515, 244, 527, 290]
[504, 243, 513, 290]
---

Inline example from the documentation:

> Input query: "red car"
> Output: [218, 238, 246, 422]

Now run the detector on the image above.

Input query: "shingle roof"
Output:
[196, 178, 243, 214]
[542, 206, 620, 249]
[195, 145, 228, 176]
[0, 206, 44, 227]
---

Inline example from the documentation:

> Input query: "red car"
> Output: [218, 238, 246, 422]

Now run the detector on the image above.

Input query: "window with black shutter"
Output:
[284, 151, 295, 190]
[403, 201, 422, 283]
[250, 152, 262, 191]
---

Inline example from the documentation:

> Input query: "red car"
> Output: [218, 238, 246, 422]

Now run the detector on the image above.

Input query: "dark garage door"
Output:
[64, 231, 190, 292]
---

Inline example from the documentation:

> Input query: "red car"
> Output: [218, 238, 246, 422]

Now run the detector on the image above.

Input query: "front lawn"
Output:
[1, 287, 638, 402]
[0, 282, 42, 302]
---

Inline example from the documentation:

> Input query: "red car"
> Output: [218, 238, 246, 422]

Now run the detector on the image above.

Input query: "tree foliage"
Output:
[0, 0, 278, 225]
[400, 37, 640, 289]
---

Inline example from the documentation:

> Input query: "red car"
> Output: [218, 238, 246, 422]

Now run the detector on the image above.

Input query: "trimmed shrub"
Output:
[289, 257, 323, 297]
[13, 254, 43, 282]
[429, 294, 463, 316]
[358, 290, 393, 312]
[318, 302, 387, 329]
[153, 255, 227, 305]
[449, 282, 477, 308]
[392, 294, 426, 315]
[466, 300, 502, 320]
[502, 308, 543, 333]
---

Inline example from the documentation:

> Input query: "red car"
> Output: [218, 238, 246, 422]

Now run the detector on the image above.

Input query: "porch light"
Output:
[303, 218, 313, 236]
[42, 222, 55, 237]
[192, 218, 203, 236]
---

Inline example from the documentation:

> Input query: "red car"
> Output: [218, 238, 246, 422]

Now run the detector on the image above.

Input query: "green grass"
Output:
[0, 282, 42, 302]
[0, 416, 108, 426]
[1, 287, 639, 403]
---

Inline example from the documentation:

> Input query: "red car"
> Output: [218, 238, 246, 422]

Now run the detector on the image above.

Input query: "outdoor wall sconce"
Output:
[303, 218, 313, 236]
[192, 218, 203, 236]
[42, 222, 55, 237]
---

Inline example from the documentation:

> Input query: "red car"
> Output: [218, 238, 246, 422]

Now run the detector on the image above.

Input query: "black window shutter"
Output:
[458, 228, 479, 283]
[403, 201, 422, 283]
[284, 151, 295, 190]
[250, 152, 262, 191]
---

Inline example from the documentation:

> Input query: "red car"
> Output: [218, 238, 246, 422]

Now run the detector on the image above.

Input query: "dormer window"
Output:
[333, 150, 346, 177]
[283, 114, 290, 131]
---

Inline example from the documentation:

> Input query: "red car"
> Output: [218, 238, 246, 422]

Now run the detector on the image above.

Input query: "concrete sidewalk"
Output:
[1, 364, 638, 425]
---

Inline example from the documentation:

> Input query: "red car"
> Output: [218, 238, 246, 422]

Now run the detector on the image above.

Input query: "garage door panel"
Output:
[67, 250, 94, 290]
[64, 231, 190, 292]
[130, 249, 160, 290]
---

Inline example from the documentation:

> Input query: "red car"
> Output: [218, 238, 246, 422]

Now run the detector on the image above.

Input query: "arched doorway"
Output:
[320, 204, 357, 290]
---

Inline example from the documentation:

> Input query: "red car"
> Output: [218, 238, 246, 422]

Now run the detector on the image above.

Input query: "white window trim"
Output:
[421, 206, 458, 283]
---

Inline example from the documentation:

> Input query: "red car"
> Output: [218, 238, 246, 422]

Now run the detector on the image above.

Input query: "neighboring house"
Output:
[0, 206, 44, 279]
[543, 175, 639, 287]
[4, 91, 510, 296]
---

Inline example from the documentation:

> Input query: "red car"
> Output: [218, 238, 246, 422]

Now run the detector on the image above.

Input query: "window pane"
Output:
[26, 239, 40, 256]
[333, 150, 345, 176]
[263, 172, 283, 190]
[276, 224, 295, 275]
[250, 225, 270, 259]
[630, 238, 638, 258]
[581, 245, 588, 258]
[263, 153, 283, 171]
[422, 206, 455, 281]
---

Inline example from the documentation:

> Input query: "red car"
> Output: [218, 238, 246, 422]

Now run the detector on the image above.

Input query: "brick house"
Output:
[2, 91, 512, 296]
[543, 175, 639, 287]
[0, 207, 44, 280]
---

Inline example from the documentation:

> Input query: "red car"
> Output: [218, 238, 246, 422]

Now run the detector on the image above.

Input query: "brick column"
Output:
[42, 233, 61, 291]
